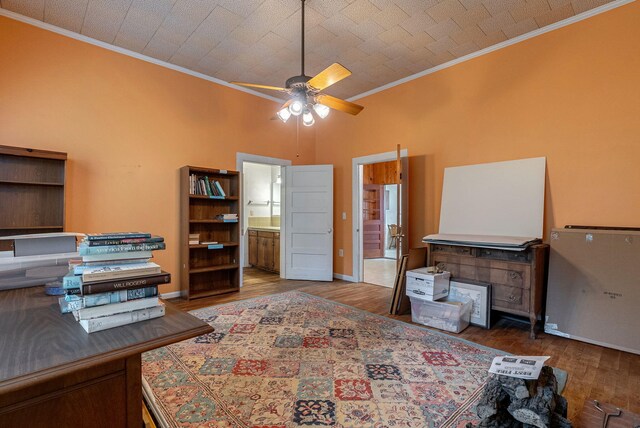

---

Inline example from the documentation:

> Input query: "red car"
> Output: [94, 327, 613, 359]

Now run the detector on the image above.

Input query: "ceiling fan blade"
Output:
[271, 100, 292, 120]
[317, 94, 364, 116]
[230, 81, 287, 92]
[307, 63, 352, 91]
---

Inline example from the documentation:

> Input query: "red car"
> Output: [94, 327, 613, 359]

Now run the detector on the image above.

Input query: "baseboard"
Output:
[160, 291, 181, 299]
[333, 273, 356, 282]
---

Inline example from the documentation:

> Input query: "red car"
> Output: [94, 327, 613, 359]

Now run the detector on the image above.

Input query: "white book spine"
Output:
[82, 262, 160, 282]
[82, 251, 153, 262]
[80, 304, 165, 333]
[74, 296, 160, 320]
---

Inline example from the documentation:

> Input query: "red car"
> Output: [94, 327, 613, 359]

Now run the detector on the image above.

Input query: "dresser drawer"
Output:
[477, 247, 531, 262]
[492, 284, 530, 313]
[434, 260, 530, 290]
[431, 244, 473, 256]
[248, 230, 258, 236]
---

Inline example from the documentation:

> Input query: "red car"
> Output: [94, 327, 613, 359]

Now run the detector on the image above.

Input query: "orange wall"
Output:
[0, 16, 315, 293]
[315, 2, 640, 277]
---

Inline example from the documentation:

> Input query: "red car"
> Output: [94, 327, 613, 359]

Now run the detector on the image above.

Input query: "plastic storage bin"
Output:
[409, 296, 473, 333]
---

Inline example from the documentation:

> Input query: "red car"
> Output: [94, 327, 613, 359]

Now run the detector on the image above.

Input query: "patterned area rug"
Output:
[142, 291, 502, 427]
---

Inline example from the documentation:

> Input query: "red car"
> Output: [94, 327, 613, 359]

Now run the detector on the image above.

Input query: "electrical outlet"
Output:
[338, 249, 344, 257]
[342, 212, 347, 220]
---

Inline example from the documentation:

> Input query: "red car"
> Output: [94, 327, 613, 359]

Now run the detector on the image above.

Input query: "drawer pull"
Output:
[508, 295, 517, 302]
[509, 271, 522, 280]
[436, 263, 446, 271]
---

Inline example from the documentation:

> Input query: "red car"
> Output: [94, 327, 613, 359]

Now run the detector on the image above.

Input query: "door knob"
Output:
[328, 228, 333, 233]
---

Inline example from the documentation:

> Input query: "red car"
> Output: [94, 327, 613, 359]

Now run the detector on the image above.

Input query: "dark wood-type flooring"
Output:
[170, 268, 640, 422]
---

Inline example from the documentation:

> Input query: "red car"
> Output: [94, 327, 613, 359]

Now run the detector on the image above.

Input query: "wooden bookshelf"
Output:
[0, 145, 66, 238]
[180, 166, 240, 300]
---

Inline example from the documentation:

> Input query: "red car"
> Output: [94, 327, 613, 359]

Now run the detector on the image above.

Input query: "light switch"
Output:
[338, 249, 344, 257]
[342, 212, 347, 220]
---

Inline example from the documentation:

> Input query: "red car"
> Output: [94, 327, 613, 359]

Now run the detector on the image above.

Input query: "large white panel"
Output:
[439, 157, 546, 238]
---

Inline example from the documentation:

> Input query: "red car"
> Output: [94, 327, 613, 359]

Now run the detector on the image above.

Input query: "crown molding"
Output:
[348, 0, 635, 102]
[0, 8, 284, 104]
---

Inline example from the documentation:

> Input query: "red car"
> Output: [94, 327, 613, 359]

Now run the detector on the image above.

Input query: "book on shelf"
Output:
[78, 242, 166, 255]
[189, 233, 200, 245]
[81, 262, 161, 283]
[77, 271, 170, 295]
[83, 236, 164, 247]
[86, 232, 152, 241]
[79, 303, 165, 333]
[73, 296, 160, 321]
[213, 181, 226, 197]
[200, 241, 218, 245]
[204, 176, 213, 196]
[59, 286, 158, 313]
[81, 250, 153, 263]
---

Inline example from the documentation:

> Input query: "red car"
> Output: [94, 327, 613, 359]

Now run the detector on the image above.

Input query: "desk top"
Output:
[0, 286, 213, 394]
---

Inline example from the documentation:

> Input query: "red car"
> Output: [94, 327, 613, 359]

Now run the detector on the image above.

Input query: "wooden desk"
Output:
[0, 287, 213, 427]
[427, 243, 549, 339]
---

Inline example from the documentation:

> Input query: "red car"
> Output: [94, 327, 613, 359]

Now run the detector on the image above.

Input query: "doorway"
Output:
[352, 148, 408, 286]
[362, 161, 400, 287]
[236, 153, 291, 286]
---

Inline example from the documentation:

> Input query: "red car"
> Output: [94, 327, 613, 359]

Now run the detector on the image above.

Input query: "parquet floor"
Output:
[170, 268, 640, 422]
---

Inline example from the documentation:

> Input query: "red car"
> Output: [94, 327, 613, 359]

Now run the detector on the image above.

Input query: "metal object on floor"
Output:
[594, 400, 623, 428]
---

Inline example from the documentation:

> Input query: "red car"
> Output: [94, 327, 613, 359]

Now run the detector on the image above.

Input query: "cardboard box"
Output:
[406, 268, 450, 301]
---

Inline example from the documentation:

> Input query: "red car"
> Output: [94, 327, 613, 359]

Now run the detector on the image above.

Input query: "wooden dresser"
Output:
[0, 286, 213, 427]
[427, 243, 549, 338]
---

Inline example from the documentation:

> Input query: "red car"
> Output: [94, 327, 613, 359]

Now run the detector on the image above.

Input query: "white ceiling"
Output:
[0, 0, 617, 100]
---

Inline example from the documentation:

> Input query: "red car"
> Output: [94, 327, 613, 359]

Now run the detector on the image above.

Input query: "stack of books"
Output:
[60, 232, 171, 333]
[189, 174, 226, 197]
[215, 213, 238, 222]
[189, 233, 200, 245]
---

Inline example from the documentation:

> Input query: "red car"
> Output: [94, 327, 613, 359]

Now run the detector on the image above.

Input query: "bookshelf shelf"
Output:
[188, 263, 239, 274]
[180, 166, 240, 300]
[0, 145, 67, 238]
[189, 242, 239, 249]
[0, 179, 65, 186]
[189, 195, 239, 201]
[189, 219, 239, 224]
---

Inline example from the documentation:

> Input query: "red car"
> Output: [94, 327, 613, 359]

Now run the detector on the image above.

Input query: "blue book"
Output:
[86, 232, 151, 241]
[63, 272, 82, 290]
[213, 181, 226, 197]
[59, 286, 159, 313]
[79, 242, 166, 255]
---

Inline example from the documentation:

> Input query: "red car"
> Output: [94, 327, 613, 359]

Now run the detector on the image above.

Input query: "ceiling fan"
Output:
[230, 0, 364, 126]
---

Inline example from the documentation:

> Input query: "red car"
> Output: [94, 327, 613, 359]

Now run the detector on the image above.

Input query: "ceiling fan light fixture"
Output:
[313, 103, 330, 119]
[276, 107, 291, 122]
[289, 99, 304, 116]
[302, 109, 315, 127]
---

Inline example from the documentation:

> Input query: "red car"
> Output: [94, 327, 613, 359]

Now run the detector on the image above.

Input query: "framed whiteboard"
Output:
[439, 157, 546, 239]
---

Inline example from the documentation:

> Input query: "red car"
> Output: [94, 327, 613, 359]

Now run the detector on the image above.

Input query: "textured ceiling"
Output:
[0, 0, 615, 100]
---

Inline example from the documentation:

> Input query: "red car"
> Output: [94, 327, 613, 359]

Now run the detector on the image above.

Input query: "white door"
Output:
[284, 165, 333, 281]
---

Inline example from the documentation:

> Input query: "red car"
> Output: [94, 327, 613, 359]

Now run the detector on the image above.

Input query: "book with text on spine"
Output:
[82, 271, 169, 294]
[79, 303, 165, 333]
[59, 286, 158, 313]
[73, 296, 160, 321]
[82, 262, 161, 283]
[81, 251, 153, 263]
[83, 236, 164, 247]
[79, 242, 166, 255]
[86, 232, 151, 241]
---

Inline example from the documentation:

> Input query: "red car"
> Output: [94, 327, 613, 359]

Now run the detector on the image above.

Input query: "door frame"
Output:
[236, 153, 292, 284]
[352, 149, 408, 283]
